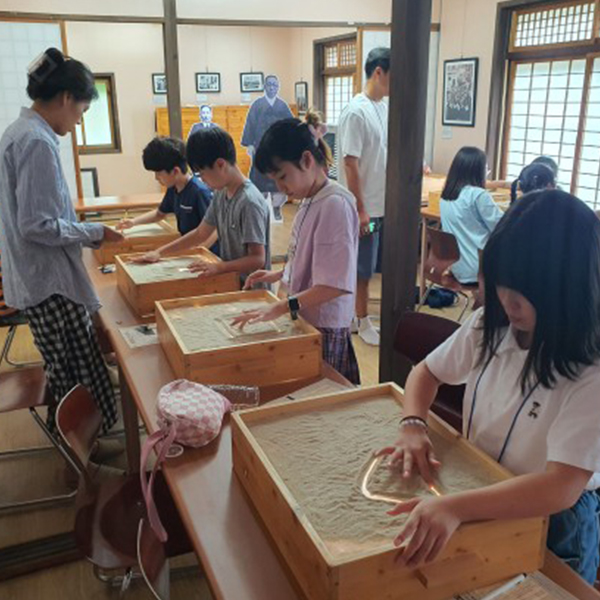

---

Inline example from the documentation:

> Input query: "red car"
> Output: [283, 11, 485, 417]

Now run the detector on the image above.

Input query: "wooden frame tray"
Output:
[93, 221, 179, 265]
[156, 290, 322, 386]
[115, 249, 239, 318]
[231, 383, 547, 600]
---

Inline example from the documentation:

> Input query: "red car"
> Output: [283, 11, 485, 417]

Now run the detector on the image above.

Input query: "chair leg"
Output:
[29, 407, 83, 478]
[1, 324, 42, 369]
[0, 407, 81, 513]
[457, 292, 471, 323]
[416, 284, 434, 312]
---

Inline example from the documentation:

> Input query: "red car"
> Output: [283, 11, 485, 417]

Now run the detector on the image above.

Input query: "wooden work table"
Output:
[83, 249, 600, 600]
[75, 193, 163, 217]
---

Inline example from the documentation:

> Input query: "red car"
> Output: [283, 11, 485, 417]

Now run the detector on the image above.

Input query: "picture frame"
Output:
[442, 58, 478, 127]
[152, 73, 167, 95]
[294, 81, 309, 114]
[240, 72, 264, 93]
[196, 72, 221, 94]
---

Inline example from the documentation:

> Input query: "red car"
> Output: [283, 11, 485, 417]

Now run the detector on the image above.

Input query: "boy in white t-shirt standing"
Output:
[337, 47, 390, 346]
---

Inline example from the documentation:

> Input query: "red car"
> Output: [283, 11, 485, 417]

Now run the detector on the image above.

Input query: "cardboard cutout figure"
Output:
[189, 105, 217, 138]
[241, 75, 293, 194]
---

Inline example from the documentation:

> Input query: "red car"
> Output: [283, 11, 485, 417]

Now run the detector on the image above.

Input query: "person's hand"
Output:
[388, 496, 461, 568]
[188, 258, 221, 277]
[116, 218, 135, 231]
[358, 209, 371, 237]
[377, 425, 440, 484]
[230, 301, 287, 329]
[102, 226, 125, 244]
[243, 270, 282, 290]
[132, 250, 161, 264]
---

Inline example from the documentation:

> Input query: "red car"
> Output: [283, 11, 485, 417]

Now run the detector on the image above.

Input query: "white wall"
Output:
[432, 0, 500, 173]
[66, 21, 165, 196]
[176, 0, 392, 23]
[0, 0, 163, 17]
[178, 25, 296, 106]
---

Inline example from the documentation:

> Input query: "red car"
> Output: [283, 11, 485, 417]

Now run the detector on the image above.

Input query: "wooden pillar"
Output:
[379, 0, 432, 382]
[162, 0, 182, 139]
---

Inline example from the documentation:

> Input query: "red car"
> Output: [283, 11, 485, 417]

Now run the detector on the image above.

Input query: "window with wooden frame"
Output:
[317, 36, 357, 126]
[76, 74, 121, 154]
[500, 0, 600, 209]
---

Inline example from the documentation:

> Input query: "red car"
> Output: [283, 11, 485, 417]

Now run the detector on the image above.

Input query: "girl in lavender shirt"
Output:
[231, 111, 360, 384]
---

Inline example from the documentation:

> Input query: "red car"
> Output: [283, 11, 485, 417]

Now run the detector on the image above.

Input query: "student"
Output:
[510, 161, 556, 204]
[337, 47, 390, 347]
[118, 137, 214, 241]
[137, 127, 270, 283]
[439, 147, 504, 284]
[0, 48, 122, 434]
[231, 111, 361, 385]
[379, 190, 600, 583]
[487, 155, 559, 191]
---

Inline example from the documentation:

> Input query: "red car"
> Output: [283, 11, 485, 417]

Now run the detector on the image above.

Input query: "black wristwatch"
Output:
[288, 296, 301, 320]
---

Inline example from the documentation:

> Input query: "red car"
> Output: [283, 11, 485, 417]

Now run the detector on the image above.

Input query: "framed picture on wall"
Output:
[196, 72, 221, 93]
[152, 73, 167, 95]
[295, 81, 309, 114]
[240, 72, 264, 93]
[442, 58, 478, 127]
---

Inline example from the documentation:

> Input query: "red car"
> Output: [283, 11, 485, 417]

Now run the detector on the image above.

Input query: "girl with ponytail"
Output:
[231, 110, 361, 384]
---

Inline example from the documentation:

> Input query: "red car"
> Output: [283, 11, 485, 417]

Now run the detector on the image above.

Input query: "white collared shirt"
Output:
[426, 309, 600, 489]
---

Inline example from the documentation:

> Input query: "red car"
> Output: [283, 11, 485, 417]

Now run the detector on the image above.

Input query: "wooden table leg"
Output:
[118, 366, 141, 474]
[419, 218, 427, 299]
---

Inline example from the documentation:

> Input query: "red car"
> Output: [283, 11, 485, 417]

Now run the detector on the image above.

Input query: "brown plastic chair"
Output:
[0, 254, 40, 368]
[55, 385, 192, 596]
[0, 367, 79, 511]
[137, 518, 170, 600]
[394, 311, 464, 432]
[418, 226, 480, 322]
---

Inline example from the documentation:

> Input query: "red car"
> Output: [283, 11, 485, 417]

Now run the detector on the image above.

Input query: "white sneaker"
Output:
[358, 316, 380, 346]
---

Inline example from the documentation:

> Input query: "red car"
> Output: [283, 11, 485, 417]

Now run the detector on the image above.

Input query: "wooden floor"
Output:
[0, 202, 468, 598]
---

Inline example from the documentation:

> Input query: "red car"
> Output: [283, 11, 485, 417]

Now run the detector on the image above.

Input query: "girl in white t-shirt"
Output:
[380, 190, 600, 583]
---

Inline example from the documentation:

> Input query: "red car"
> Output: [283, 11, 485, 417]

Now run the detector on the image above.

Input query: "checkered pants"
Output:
[25, 294, 117, 436]
[319, 327, 361, 385]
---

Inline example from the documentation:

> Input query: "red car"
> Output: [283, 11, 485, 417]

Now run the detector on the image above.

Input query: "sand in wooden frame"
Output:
[155, 290, 322, 386]
[231, 384, 547, 600]
[93, 222, 179, 265]
[115, 249, 239, 317]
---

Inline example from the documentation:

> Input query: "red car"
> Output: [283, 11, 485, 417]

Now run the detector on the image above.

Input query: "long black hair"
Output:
[480, 189, 600, 392]
[510, 162, 556, 204]
[441, 146, 487, 201]
[254, 109, 333, 175]
[27, 48, 97, 103]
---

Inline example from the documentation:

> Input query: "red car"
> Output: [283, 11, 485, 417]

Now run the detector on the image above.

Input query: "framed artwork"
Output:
[152, 73, 167, 95]
[240, 72, 264, 93]
[196, 72, 221, 93]
[294, 81, 309, 113]
[442, 58, 478, 127]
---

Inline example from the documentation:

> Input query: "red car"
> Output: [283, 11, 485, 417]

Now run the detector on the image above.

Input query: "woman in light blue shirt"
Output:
[440, 147, 504, 284]
[0, 48, 122, 435]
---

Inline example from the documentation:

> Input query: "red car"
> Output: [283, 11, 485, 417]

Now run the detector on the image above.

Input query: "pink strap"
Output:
[140, 424, 177, 542]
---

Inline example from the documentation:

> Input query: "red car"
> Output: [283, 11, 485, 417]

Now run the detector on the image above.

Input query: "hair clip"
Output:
[307, 123, 328, 147]
[27, 51, 59, 83]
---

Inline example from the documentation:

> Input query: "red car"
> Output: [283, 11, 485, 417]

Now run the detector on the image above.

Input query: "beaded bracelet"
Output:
[399, 416, 428, 432]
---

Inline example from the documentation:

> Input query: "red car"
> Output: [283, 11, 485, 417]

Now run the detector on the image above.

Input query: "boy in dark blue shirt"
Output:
[118, 137, 217, 249]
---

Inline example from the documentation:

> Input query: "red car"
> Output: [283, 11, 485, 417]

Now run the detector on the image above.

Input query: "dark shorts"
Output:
[358, 218, 383, 281]
[547, 490, 600, 584]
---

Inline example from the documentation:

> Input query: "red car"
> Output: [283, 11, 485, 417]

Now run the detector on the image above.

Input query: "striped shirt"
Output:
[0, 108, 104, 312]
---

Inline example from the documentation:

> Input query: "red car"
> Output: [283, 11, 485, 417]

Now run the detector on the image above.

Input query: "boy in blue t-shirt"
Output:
[118, 137, 217, 251]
